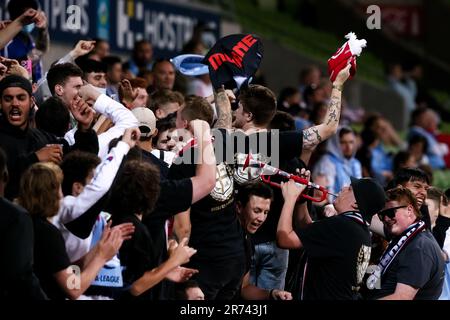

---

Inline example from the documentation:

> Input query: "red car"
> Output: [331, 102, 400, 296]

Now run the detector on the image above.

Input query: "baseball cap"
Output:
[0, 75, 33, 97]
[131, 107, 156, 138]
[350, 176, 386, 223]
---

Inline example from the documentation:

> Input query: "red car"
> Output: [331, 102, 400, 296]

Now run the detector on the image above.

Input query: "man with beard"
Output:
[0, 75, 97, 199]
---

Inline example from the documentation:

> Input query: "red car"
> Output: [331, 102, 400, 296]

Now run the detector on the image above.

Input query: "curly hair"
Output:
[18, 162, 63, 218]
[109, 160, 160, 218]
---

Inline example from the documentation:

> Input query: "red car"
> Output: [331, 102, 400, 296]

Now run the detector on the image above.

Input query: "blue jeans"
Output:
[439, 261, 450, 300]
[249, 241, 289, 290]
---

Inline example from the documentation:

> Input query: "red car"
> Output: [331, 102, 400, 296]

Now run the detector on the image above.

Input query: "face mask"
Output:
[22, 23, 35, 33]
[201, 31, 215, 49]
[93, 86, 107, 95]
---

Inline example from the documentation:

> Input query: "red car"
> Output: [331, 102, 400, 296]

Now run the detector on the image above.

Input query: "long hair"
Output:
[18, 163, 63, 218]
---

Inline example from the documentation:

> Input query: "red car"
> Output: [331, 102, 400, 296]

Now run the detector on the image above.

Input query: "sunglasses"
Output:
[377, 205, 408, 220]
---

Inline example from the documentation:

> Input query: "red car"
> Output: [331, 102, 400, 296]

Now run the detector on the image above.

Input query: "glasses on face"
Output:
[377, 205, 408, 221]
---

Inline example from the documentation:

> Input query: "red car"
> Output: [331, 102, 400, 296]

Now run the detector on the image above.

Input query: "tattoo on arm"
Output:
[35, 29, 50, 53]
[325, 96, 341, 126]
[313, 128, 322, 142]
[326, 108, 338, 125]
[303, 94, 341, 150]
[214, 90, 232, 129]
[302, 127, 322, 150]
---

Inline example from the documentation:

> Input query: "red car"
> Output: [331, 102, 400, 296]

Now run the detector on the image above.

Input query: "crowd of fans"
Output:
[1, 0, 449, 301]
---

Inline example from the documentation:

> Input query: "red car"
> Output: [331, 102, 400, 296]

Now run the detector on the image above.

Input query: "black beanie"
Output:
[350, 177, 386, 223]
[0, 75, 33, 97]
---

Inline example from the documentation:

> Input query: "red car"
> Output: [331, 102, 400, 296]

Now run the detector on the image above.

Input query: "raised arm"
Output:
[34, 40, 96, 103]
[302, 64, 351, 150]
[189, 120, 217, 203]
[33, 11, 50, 53]
[57, 128, 139, 230]
[213, 87, 234, 129]
[0, 9, 39, 49]
[277, 170, 311, 249]
[72, 84, 139, 159]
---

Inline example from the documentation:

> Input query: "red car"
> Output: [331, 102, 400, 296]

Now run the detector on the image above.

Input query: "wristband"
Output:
[332, 84, 343, 91]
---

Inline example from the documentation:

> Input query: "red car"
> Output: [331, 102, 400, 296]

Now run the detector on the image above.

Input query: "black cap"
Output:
[350, 176, 386, 223]
[0, 75, 33, 97]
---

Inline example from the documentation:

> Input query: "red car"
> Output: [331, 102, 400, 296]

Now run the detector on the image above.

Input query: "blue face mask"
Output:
[22, 23, 35, 33]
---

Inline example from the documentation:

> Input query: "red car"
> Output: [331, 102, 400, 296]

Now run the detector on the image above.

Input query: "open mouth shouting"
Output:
[8, 107, 24, 124]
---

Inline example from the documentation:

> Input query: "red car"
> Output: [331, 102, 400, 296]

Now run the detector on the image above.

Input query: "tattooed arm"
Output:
[213, 87, 234, 129]
[302, 64, 351, 150]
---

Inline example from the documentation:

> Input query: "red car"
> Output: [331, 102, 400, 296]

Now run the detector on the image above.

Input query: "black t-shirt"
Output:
[141, 148, 169, 179]
[0, 117, 98, 200]
[32, 216, 71, 300]
[140, 151, 193, 301]
[0, 198, 47, 300]
[232, 231, 254, 301]
[141, 149, 193, 264]
[143, 178, 193, 264]
[243, 232, 254, 275]
[295, 213, 372, 300]
[213, 129, 303, 182]
[169, 143, 244, 260]
[215, 129, 304, 244]
[433, 215, 450, 248]
[369, 231, 445, 300]
[0, 119, 46, 200]
[114, 215, 156, 300]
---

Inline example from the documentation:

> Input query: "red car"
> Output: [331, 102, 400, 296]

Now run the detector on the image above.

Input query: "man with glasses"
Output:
[370, 168, 432, 237]
[367, 186, 445, 300]
[388, 168, 431, 228]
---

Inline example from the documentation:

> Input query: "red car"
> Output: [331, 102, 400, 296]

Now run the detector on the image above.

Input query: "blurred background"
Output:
[1, 0, 450, 188]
